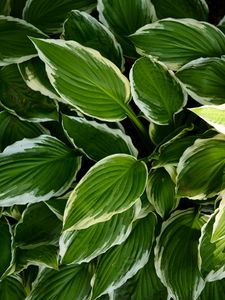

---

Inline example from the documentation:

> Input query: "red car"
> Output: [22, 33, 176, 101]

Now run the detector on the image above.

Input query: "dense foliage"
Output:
[0, 0, 225, 299]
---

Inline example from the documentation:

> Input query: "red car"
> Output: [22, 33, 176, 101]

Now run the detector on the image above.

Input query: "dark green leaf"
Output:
[0, 0, 11, 15]
[45, 194, 68, 220]
[198, 278, 225, 300]
[0, 276, 26, 300]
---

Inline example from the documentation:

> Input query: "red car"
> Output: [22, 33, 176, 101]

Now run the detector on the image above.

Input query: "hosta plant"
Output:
[0, 0, 225, 299]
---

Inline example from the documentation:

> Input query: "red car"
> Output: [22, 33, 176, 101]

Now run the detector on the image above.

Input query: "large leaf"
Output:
[27, 264, 92, 300]
[62, 10, 123, 69]
[155, 209, 206, 300]
[59, 205, 136, 265]
[23, 0, 96, 34]
[0, 276, 26, 300]
[0, 15, 46, 66]
[130, 18, 225, 70]
[176, 136, 225, 200]
[97, 0, 156, 57]
[62, 114, 138, 161]
[0, 64, 58, 122]
[91, 214, 157, 299]
[31, 38, 131, 121]
[63, 154, 147, 231]
[0, 0, 11, 15]
[176, 57, 225, 105]
[0, 135, 81, 206]
[0, 111, 45, 152]
[198, 278, 225, 300]
[152, 0, 208, 20]
[130, 56, 187, 125]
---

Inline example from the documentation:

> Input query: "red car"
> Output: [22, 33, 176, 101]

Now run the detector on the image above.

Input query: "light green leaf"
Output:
[63, 154, 147, 231]
[97, 0, 156, 57]
[60, 205, 136, 265]
[198, 278, 225, 300]
[176, 136, 225, 200]
[146, 168, 178, 218]
[130, 56, 187, 125]
[190, 104, 225, 134]
[27, 264, 92, 300]
[0, 64, 58, 122]
[15, 202, 62, 248]
[31, 38, 131, 121]
[176, 57, 225, 105]
[91, 214, 157, 299]
[0, 0, 11, 15]
[155, 209, 206, 300]
[0, 111, 45, 152]
[0, 275, 26, 300]
[23, 0, 96, 34]
[130, 18, 225, 70]
[0, 15, 46, 66]
[152, 0, 208, 20]
[62, 114, 138, 161]
[211, 198, 225, 242]
[0, 135, 81, 206]
[62, 10, 124, 69]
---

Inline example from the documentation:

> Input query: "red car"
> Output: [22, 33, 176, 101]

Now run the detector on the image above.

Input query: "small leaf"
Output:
[0, 275, 26, 300]
[130, 56, 187, 125]
[130, 18, 225, 70]
[0, 15, 46, 66]
[0, 135, 81, 206]
[176, 136, 225, 200]
[198, 278, 225, 300]
[63, 154, 147, 231]
[62, 114, 138, 161]
[155, 209, 206, 300]
[92, 214, 157, 299]
[211, 198, 225, 242]
[31, 38, 131, 121]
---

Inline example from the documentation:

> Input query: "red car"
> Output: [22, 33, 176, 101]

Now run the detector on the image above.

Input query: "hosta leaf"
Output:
[0, 276, 26, 300]
[31, 38, 131, 121]
[0, 0, 11, 15]
[198, 278, 225, 299]
[176, 57, 225, 105]
[46, 193, 69, 220]
[60, 206, 135, 265]
[176, 136, 225, 200]
[62, 114, 138, 161]
[62, 10, 123, 69]
[130, 18, 225, 70]
[130, 56, 187, 125]
[0, 111, 45, 152]
[91, 214, 157, 299]
[0, 64, 58, 122]
[15, 202, 62, 248]
[155, 209, 206, 300]
[0, 15, 46, 66]
[152, 0, 208, 20]
[97, 0, 155, 57]
[23, 0, 96, 34]
[211, 198, 225, 242]
[27, 264, 92, 300]
[190, 104, 225, 134]
[0, 135, 81, 206]
[10, 0, 27, 18]
[146, 168, 178, 218]
[63, 154, 147, 231]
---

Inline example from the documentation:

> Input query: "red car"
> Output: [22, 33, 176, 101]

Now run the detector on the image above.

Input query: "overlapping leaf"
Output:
[0, 0, 11, 15]
[198, 278, 225, 299]
[0, 276, 26, 300]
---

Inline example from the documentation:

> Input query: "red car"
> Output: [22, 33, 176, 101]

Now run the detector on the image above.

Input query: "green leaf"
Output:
[62, 10, 124, 69]
[63, 154, 147, 231]
[130, 56, 187, 125]
[176, 136, 225, 200]
[0, 0, 11, 15]
[0, 111, 45, 152]
[176, 57, 225, 105]
[146, 168, 178, 218]
[97, 0, 156, 57]
[23, 0, 96, 34]
[10, 0, 27, 18]
[0, 64, 58, 122]
[91, 214, 157, 299]
[0, 276, 26, 300]
[152, 0, 208, 20]
[198, 278, 225, 300]
[62, 114, 138, 161]
[190, 104, 225, 134]
[27, 264, 92, 300]
[0, 135, 81, 206]
[211, 198, 225, 242]
[0, 15, 46, 66]
[15, 202, 62, 248]
[155, 209, 206, 300]
[45, 193, 69, 220]
[31, 38, 131, 121]
[130, 18, 225, 70]
[60, 205, 136, 265]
